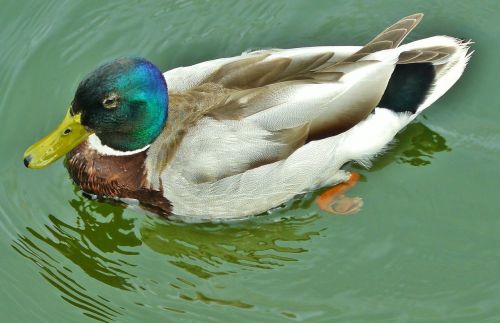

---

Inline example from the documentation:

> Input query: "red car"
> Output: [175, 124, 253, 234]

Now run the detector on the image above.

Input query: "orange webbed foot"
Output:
[315, 172, 363, 215]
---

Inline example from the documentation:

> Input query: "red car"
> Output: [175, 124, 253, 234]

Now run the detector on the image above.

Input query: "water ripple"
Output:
[141, 212, 321, 279]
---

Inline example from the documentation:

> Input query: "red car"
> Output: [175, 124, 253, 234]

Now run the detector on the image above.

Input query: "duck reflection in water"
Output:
[13, 188, 324, 314]
[141, 211, 321, 279]
[11, 190, 138, 321]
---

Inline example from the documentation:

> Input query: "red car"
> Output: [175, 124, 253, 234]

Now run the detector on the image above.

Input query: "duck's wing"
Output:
[164, 14, 428, 140]
[206, 14, 426, 138]
[164, 13, 423, 92]
[164, 46, 360, 92]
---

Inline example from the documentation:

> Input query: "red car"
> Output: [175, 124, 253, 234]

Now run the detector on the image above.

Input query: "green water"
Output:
[1, 0, 499, 321]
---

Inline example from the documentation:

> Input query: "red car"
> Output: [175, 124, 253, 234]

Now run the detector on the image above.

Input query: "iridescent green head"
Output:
[24, 57, 168, 168]
[73, 57, 168, 151]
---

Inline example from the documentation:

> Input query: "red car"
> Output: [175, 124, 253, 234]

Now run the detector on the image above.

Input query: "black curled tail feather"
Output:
[377, 62, 435, 114]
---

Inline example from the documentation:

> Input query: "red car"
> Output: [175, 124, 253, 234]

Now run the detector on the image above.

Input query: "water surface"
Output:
[1, 0, 500, 321]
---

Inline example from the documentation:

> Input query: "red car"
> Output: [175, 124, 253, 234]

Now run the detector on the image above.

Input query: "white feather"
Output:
[88, 134, 150, 156]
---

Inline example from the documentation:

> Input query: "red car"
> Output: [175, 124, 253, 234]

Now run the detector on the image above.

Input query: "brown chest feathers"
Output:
[65, 141, 172, 217]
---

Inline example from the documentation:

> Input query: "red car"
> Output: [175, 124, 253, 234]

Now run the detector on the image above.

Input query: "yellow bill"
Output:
[24, 109, 92, 169]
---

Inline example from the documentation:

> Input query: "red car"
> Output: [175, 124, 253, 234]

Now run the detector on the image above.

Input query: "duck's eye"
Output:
[102, 92, 120, 109]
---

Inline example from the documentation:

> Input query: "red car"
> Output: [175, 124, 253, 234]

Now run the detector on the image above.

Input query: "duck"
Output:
[23, 13, 472, 221]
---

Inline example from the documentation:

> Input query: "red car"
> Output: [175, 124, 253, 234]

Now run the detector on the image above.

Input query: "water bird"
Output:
[24, 13, 472, 220]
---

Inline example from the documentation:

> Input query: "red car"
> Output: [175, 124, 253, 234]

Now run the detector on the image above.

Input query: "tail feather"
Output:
[340, 37, 472, 168]
[378, 37, 472, 115]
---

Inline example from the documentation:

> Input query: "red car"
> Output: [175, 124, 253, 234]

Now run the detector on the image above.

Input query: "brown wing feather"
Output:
[341, 13, 424, 63]
[398, 46, 456, 64]
[204, 54, 292, 88]
[244, 123, 310, 171]
[203, 52, 335, 89]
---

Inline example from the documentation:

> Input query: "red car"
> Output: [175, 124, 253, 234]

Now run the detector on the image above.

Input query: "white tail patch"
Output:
[414, 38, 473, 114]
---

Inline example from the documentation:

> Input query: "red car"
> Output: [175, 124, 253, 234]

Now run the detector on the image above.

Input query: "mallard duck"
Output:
[24, 13, 472, 220]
